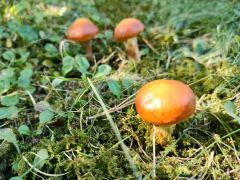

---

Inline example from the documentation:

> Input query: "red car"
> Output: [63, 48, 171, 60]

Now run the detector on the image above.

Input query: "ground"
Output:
[0, 0, 240, 179]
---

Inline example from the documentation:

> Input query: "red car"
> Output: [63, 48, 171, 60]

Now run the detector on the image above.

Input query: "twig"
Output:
[141, 37, 159, 55]
[87, 99, 135, 120]
[165, 50, 171, 70]
[26, 90, 36, 106]
[0, 122, 9, 128]
[87, 93, 136, 120]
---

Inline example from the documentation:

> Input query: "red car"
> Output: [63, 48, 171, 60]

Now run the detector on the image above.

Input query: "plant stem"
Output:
[153, 124, 156, 178]
[124, 37, 140, 62]
[82, 41, 94, 61]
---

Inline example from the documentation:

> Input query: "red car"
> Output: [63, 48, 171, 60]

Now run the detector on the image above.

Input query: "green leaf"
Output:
[0, 128, 17, 144]
[95, 64, 112, 77]
[44, 43, 58, 57]
[0, 79, 10, 94]
[42, 59, 54, 67]
[18, 66, 33, 89]
[224, 101, 240, 124]
[12, 159, 19, 171]
[45, 43, 58, 53]
[122, 79, 134, 93]
[10, 176, 23, 180]
[0, 106, 18, 119]
[0, 128, 20, 154]
[0, 68, 15, 94]
[39, 110, 54, 125]
[74, 55, 90, 75]
[15, 1, 31, 12]
[18, 25, 38, 42]
[33, 149, 49, 169]
[107, 80, 122, 98]
[34, 128, 42, 135]
[140, 48, 150, 56]
[62, 56, 74, 75]
[92, 14, 101, 22]
[52, 78, 64, 87]
[2, 50, 15, 61]
[104, 30, 113, 39]
[1, 94, 19, 106]
[7, 20, 20, 32]
[17, 49, 30, 63]
[18, 124, 31, 135]
[224, 101, 236, 116]
[34, 101, 52, 112]
[193, 39, 207, 55]
[1, 68, 15, 79]
[0, 26, 4, 34]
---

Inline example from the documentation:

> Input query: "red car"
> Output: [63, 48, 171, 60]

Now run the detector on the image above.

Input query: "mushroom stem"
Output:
[124, 37, 140, 62]
[151, 124, 176, 146]
[82, 41, 94, 61]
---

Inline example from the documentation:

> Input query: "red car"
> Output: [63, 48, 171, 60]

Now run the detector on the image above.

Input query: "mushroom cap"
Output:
[114, 18, 144, 42]
[66, 18, 99, 42]
[135, 80, 196, 126]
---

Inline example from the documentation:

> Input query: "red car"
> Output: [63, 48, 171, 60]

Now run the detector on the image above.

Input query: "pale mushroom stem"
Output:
[82, 41, 94, 61]
[124, 37, 140, 62]
[152, 124, 176, 146]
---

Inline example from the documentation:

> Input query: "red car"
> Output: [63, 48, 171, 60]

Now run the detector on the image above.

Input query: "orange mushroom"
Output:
[114, 18, 144, 62]
[135, 79, 196, 177]
[66, 18, 99, 61]
[135, 79, 196, 144]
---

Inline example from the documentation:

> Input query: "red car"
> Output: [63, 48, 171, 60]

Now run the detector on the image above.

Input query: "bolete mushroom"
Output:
[135, 79, 196, 177]
[66, 18, 99, 61]
[114, 18, 144, 62]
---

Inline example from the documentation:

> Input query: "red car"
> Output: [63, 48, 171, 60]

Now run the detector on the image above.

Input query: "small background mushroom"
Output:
[114, 18, 144, 62]
[66, 18, 99, 61]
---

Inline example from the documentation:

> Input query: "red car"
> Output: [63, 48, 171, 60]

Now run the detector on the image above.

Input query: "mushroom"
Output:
[135, 79, 196, 177]
[66, 18, 99, 61]
[114, 18, 144, 62]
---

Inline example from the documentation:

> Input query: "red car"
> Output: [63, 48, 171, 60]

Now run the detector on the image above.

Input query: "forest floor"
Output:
[0, 0, 240, 179]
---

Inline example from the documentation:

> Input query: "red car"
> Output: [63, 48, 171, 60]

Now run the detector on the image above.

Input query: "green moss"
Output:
[1, 0, 240, 179]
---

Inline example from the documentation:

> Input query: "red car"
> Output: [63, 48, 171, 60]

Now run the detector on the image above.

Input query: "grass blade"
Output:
[87, 78, 141, 179]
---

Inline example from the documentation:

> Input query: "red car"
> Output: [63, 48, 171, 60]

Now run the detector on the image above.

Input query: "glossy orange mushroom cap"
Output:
[135, 80, 196, 125]
[66, 18, 99, 42]
[114, 18, 144, 42]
